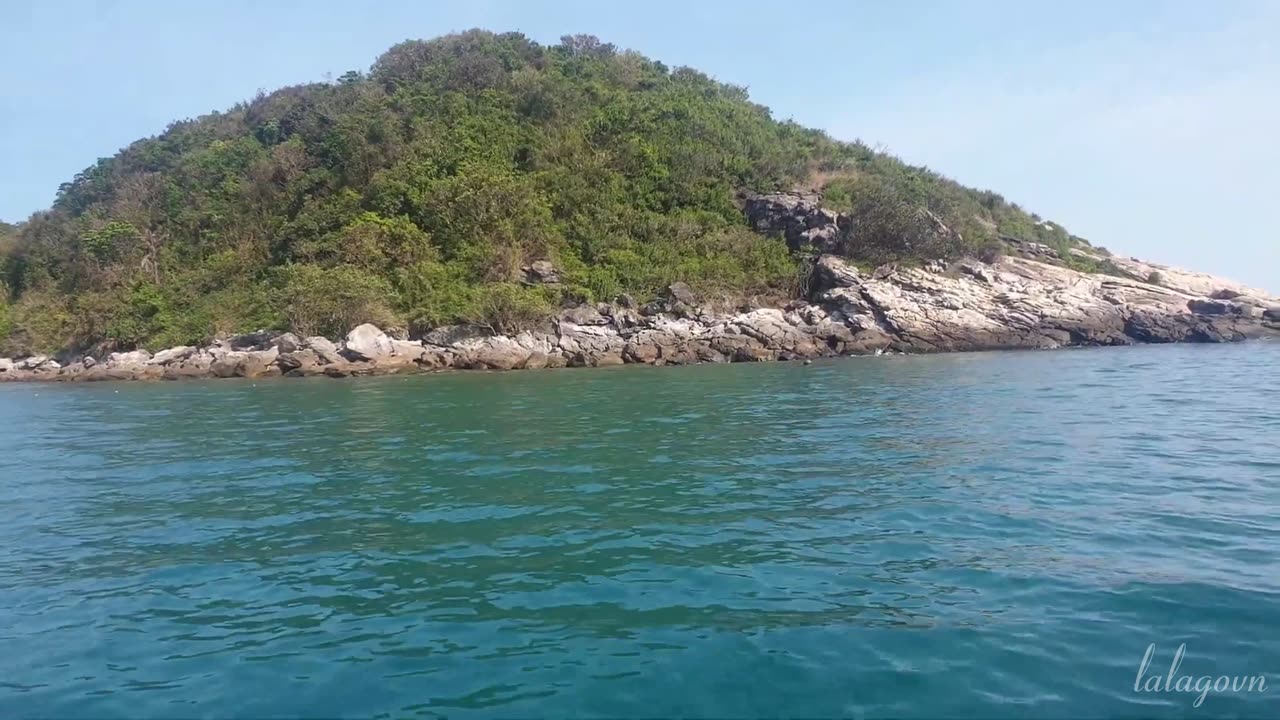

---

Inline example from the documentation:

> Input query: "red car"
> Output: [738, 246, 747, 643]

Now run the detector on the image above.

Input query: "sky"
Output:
[2, 0, 1277, 290]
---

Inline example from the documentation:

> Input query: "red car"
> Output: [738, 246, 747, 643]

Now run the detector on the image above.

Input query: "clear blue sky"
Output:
[2, 0, 1277, 290]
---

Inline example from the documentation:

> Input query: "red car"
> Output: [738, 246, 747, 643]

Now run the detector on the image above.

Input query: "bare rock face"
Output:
[522, 259, 561, 285]
[742, 190, 849, 254]
[1187, 298, 1243, 316]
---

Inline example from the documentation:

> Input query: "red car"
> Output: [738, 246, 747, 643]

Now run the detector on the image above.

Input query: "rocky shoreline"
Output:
[3, 248, 1278, 384]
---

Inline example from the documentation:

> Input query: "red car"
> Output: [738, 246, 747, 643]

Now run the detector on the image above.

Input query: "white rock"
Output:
[343, 324, 395, 361]
[108, 349, 152, 366]
[148, 346, 196, 365]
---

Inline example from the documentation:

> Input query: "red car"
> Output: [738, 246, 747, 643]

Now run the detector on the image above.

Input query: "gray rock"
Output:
[82, 356, 97, 368]
[522, 259, 561, 285]
[304, 337, 342, 364]
[210, 357, 239, 378]
[665, 282, 697, 307]
[742, 190, 849, 254]
[420, 324, 490, 347]
[0, 358, 13, 373]
[1187, 298, 1243, 316]
[274, 332, 303, 353]
[228, 330, 278, 351]
[560, 305, 608, 326]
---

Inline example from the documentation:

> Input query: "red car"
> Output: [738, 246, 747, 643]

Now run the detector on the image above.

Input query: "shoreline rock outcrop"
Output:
[2, 250, 1277, 384]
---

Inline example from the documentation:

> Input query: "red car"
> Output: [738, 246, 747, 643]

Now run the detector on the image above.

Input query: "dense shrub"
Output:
[280, 264, 398, 338]
[0, 30, 1087, 352]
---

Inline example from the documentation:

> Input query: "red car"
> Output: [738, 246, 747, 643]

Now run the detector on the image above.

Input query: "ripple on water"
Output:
[1, 343, 1279, 718]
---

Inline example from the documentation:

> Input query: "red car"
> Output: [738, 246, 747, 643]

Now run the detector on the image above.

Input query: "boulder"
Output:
[342, 324, 395, 362]
[149, 346, 196, 366]
[0, 358, 14, 373]
[274, 332, 303, 353]
[522, 259, 561, 285]
[304, 337, 343, 364]
[210, 357, 239, 379]
[108, 349, 151, 367]
[1264, 307, 1280, 323]
[560, 305, 608, 326]
[237, 353, 275, 378]
[1187, 298, 1243, 316]
[390, 339, 427, 360]
[459, 337, 532, 370]
[16, 355, 50, 371]
[228, 330, 277, 351]
[82, 356, 97, 368]
[277, 349, 321, 375]
[741, 190, 849, 254]
[665, 282, 697, 307]
[420, 324, 490, 347]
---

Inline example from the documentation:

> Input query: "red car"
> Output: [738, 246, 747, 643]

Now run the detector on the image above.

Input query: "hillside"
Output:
[1, 30, 1097, 357]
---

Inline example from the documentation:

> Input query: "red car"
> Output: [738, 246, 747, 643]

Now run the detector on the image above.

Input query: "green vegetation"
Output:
[0, 30, 1087, 356]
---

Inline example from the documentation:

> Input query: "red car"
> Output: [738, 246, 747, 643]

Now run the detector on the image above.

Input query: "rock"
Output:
[742, 190, 849, 254]
[616, 293, 637, 309]
[1187, 298, 1243, 316]
[17, 355, 50, 371]
[560, 305, 608, 326]
[304, 336, 343, 364]
[1265, 307, 1280, 323]
[108, 349, 151, 366]
[210, 357, 239, 378]
[274, 332, 303, 353]
[665, 282, 697, 307]
[163, 356, 214, 380]
[458, 337, 532, 370]
[228, 330, 277, 351]
[522, 259, 561, 285]
[237, 353, 274, 378]
[390, 339, 426, 360]
[594, 352, 625, 367]
[420, 325, 490, 347]
[1002, 236, 1060, 260]
[149, 346, 196, 366]
[276, 349, 319, 374]
[342, 324, 395, 362]
[0, 358, 14, 373]
[1210, 288, 1244, 300]
[82, 356, 97, 368]
[812, 255, 862, 293]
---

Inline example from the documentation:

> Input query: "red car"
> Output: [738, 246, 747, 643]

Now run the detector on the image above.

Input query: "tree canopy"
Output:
[0, 30, 1089, 357]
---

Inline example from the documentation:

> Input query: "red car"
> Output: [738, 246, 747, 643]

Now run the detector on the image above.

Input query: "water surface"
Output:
[2, 343, 1278, 718]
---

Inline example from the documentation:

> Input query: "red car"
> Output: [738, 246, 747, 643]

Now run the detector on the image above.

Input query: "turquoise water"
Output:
[2, 342, 1278, 718]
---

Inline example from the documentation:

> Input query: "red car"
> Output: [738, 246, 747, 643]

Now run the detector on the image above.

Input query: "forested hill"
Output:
[0, 30, 1092, 357]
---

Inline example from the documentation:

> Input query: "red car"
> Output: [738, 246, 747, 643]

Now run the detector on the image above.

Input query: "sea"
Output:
[2, 341, 1277, 718]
